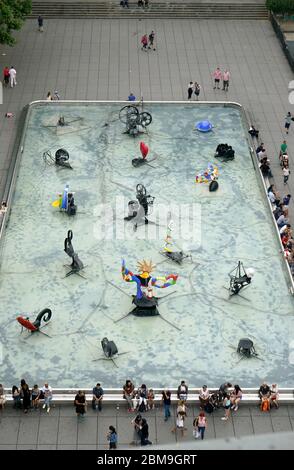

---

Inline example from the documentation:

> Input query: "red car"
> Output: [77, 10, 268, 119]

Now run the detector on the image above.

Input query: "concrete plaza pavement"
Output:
[0, 17, 294, 448]
[1, 402, 294, 449]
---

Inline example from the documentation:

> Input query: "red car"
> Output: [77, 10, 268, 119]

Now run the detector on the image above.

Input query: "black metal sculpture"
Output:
[43, 148, 73, 169]
[228, 261, 254, 296]
[64, 230, 85, 278]
[17, 308, 52, 337]
[124, 183, 155, 230]
[119, 105, 152, 136]
[92, 337, 129, 367]
[215, 143, 235, 161]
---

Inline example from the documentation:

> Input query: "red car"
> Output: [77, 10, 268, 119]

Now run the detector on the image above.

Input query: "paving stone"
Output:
[37, 417, 59, 445]
[77, 417, 98, 445]
[17, 417, 39, 445]
[0, 417, 20, 444]
[57, 416, 78, 445]
[251, 416, 274, 434]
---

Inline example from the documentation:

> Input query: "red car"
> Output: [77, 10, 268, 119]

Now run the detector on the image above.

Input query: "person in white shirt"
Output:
[41, 382, 53, 413]
[257, 149, 267, 161]
[222, 69, 230, 91]
[268, 190, 276, 204]
[9, 66, 17, 87]
[187, 82, 194, 100]
[283, 166, 290, 185]
[199, 385, 210, 409]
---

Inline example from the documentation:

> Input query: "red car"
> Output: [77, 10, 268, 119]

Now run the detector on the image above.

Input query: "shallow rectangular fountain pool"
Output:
[0, 102, 293, 388]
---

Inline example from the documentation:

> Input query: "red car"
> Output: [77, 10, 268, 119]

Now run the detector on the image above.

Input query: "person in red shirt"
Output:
[3, 66, 10, 87]
[141, 34, 148, 51]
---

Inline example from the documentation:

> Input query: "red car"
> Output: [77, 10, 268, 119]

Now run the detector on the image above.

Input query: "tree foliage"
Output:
[0, 0, 32, 45]
[266, 0, 294, 14]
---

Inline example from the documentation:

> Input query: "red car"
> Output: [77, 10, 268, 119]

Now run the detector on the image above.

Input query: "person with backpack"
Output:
[193, 411, 207, 439]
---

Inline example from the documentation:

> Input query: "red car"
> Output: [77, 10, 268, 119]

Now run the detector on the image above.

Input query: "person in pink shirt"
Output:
[223, 69, 230, 91]
[141, 34, 148, 51]
[213, 67, 222, 89]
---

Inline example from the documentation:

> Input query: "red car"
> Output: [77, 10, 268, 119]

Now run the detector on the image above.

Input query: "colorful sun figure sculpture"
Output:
[121, 258, 178, 315]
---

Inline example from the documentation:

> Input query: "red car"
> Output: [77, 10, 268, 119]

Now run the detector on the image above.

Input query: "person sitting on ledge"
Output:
[260, 157, 273, 178]
[128, 92, 136, 101]
[248, 125, 259, 138]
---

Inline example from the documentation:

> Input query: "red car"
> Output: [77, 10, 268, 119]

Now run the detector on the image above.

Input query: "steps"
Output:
[30, 2, 269, 20]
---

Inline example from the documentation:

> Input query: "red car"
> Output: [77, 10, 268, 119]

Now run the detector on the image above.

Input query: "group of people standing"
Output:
[187, 81, 201, 100]
[186, 67, 230, 101]
[141, 31, 156, 51]
[213, 67, 230, 91]
[3, 66, 17, 88]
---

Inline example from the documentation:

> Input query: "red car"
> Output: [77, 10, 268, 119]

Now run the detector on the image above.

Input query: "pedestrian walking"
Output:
[222, 69, 230, 91]
[171, 410, 186, 437]
[74, 390, 87, 417]
[3, 66, 10, 87]
[187, 81, 194, 100]
[213, 67, 222, 89]
[148, 31, 156, 51]
[107, 425, 118, 449]
[9, 66, 17, 88]
[280, 140, 287, 157]
[283, 165, 290, 185]
[141, 34, 148, 51]
[41, 382, 53, 413]
[285, 112, 293, 134]
[38, 16, 44, 32]
[193, 411, 207, 440]
[194, 82, 201, 100]
[162, 388, 171, 421]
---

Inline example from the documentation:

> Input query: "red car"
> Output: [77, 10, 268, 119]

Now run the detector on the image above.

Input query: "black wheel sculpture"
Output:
[136, 183, 147, 197]
[139, 112, 152, 127]
[119, 105, 140, 124]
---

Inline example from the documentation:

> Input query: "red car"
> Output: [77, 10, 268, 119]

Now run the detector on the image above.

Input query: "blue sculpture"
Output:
[196, 120, 213, 132]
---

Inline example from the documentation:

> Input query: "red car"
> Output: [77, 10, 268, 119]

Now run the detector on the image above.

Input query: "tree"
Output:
[0, 0, 32, 46]
[266, 0, 294, 14]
